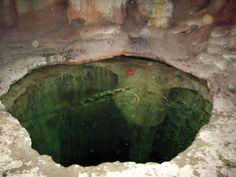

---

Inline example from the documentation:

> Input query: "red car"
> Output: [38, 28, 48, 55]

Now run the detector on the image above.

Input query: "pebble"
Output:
[32, 40, 40, 48]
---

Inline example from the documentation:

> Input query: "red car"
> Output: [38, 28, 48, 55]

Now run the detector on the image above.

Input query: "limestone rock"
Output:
[147, 0, 173, 28]
[0, 101, 5, 111]
[214, 59, 228, 70]
[78, 25, 122, 40]
[207, 44, 224, 54]
[0, 10, 15, 26]
[197, 52, 222, 64]
[227, 35, 236, 49]
[198, 52, 228, 70]
[208, 37, 227, 47]
[139, 27, 152, 38]
[177, 13, 214, 30]
[15, 0, 60, 14]
[67, 0, 173, 28]
[230, 26, 236, 36]
[211, 26, 229, 38]
[0, 0, 17, 26]
[67, 0, 126, 25]
[0, 0, 62, 26]
[169, 25, 192, 34]
[223, 52, 236, 60]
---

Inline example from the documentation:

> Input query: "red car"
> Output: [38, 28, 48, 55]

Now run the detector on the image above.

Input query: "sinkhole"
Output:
[1, 57, 213, 167]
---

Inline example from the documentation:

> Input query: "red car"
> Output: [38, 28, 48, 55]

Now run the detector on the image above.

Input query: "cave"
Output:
[2, 57, 212, 167]
[0, 0, 235, 176]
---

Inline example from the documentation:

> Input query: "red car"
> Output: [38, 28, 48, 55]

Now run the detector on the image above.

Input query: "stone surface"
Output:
[223, 52, 236, 60]
[207, 44, 224, 54]
[15, 0, 61, 14]
[67, 0, 126, 24]
[197, 52, 221, 64]
[211, 26, 229, 38]
[147, 0, 173, 28]
[0, 5, 236, 177]
[67, 0, 173, 27]
[78, 25, 122, 40]
[208, 37, 227, 47]
[227, 35, 236, 49]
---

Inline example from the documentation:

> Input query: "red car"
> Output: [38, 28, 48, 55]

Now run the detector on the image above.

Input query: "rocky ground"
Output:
[0, 6, 236, 177]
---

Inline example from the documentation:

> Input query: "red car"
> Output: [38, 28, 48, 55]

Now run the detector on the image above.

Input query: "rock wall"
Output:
[0, 0, 235, 28]
[146, 0, 173, 28]
[0, 0, 64, 26]
[67, 0, 173, 27]
[0, 0, 17, 26]
[67, 0, 126, 24]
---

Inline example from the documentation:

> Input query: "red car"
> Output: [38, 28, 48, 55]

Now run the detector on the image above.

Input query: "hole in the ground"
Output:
[1, 57, 212, 167]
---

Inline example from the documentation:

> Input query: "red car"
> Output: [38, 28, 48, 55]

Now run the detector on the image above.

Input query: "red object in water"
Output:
[127, 71, 135, 76]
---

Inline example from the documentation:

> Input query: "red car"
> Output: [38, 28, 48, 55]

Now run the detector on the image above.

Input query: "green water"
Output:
[1, 57, 212, 166]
